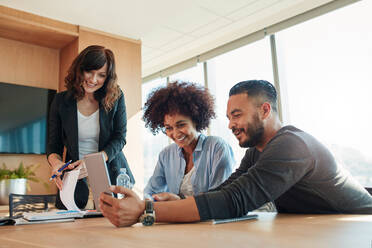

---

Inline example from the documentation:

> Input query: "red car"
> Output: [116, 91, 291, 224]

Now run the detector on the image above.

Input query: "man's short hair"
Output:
[229, 80, 278, 112]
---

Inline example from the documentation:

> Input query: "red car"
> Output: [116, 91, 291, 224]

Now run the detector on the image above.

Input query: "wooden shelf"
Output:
[0, 6, 78, 48]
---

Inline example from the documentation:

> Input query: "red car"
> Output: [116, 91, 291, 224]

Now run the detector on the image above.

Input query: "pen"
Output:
[49, 160, 73, 181]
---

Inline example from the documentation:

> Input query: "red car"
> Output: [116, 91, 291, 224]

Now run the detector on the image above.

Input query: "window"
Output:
[208, 37, 274, 164]
[169, 63, 204, 86]
[276, 1, 372, 186]
[141, 78, 168, 185]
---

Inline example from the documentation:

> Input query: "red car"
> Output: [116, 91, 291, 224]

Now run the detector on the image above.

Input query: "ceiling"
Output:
[0, 0, 334, 77]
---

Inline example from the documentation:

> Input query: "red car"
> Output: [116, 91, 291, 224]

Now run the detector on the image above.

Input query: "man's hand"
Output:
[152, 192, 181, 201]
[99, 186, 145, 227]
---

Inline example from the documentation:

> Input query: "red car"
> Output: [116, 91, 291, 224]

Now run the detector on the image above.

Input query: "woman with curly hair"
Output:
[143, 81, 235, 200]
[47, 45, 134, 209]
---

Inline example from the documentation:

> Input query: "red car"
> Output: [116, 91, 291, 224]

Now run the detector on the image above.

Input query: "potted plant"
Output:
[0, 162, 48, 205]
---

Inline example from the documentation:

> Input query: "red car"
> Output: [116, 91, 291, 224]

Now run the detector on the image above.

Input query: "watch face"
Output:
[142, 215, 155, 226]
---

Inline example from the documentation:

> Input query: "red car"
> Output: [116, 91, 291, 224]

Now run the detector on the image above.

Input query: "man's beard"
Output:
[235, 113, 264, 148]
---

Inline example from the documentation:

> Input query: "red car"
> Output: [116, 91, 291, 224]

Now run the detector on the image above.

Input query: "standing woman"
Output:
[47, 45, 134, 209]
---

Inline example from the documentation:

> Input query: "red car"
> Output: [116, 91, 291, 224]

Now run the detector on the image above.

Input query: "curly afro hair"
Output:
[143, 81, 216, 135]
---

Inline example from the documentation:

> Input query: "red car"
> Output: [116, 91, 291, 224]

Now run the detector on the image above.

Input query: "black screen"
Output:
[0, 82, 56, 154]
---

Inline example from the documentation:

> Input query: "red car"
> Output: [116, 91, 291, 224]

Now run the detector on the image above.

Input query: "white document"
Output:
[60, 169, 81, 211]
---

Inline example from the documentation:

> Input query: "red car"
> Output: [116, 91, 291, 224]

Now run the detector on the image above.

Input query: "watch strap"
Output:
[178, 192, 186, 199]
[145, 200, 154, 214]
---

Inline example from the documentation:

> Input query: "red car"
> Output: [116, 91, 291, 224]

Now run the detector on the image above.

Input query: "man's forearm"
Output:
[154, 197, 200, 223]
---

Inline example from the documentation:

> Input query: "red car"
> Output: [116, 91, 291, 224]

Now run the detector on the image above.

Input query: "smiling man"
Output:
[100, 80, 372, 227]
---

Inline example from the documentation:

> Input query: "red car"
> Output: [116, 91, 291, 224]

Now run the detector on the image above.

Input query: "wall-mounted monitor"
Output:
[0, 82, 56, 154]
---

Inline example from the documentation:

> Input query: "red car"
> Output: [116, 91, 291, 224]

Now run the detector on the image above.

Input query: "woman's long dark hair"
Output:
[65, 45, 120, 112]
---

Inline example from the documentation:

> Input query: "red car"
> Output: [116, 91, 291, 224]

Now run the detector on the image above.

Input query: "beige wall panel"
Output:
[59, 39, 79, 92]
[78, 28, 142, 119]
[0, 37, 59, 89]
[0, 154, 57, 195]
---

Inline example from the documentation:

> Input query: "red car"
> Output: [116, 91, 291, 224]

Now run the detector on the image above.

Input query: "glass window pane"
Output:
[208, 37, 274, 163]
[276, 1, 372, 186]
[169, 63, 204, 86]
[141, 78, 169, 185]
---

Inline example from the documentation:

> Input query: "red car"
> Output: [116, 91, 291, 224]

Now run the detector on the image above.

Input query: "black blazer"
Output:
[47, 90, 135, 207]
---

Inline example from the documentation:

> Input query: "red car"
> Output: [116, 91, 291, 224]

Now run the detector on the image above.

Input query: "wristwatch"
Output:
[139, 200, 156, 226]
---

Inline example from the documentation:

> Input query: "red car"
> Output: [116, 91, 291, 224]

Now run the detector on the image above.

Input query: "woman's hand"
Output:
[70, 160, 85, 170]
[102, 151, 108, 161]
[72, 160, 88, 179]
[50, 161, 64, 190]
[152, 192, 181, 201]
[50, 160, 81, 190]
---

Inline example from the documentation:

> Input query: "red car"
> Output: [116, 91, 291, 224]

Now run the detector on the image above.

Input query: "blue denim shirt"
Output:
[144, 134, 235, 197]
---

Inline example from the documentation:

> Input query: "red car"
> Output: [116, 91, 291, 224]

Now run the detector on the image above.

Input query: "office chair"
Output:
[9, 193, 56, 217]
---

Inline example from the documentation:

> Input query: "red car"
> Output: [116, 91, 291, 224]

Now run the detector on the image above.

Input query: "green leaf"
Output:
[10, 173, 18, 179]
[18, 162, 25, 177]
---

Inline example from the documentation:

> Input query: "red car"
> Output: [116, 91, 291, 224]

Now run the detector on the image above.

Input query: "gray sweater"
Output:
[195, 126, 372, 220]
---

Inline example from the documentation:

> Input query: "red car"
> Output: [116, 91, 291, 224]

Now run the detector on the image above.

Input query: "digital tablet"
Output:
[84, 152, 114, 211]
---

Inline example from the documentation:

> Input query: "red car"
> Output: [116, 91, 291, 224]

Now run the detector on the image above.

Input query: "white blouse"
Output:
[77, 108, 100, 160]
[179, 166, 196, 196]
